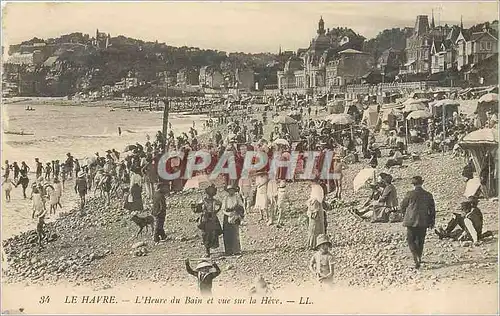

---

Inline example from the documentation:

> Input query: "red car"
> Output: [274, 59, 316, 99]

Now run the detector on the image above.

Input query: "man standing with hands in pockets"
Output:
[401, 176, 436, 269]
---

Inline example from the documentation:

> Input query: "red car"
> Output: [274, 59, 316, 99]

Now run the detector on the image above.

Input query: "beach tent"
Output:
[361, 106, 379, 129]
[431, 99, 460, 118]
[459, 128, 498, 198]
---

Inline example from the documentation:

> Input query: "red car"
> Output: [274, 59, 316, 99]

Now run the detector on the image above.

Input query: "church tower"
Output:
[317, 16, 326, 35]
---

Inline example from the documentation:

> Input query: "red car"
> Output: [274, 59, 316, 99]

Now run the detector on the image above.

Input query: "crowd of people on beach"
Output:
[2, 92, 497, 294]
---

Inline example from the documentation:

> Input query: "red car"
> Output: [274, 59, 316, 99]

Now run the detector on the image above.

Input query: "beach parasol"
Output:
[273, 138, 290, 147]
[478, 93, 498, 104]
[406, 110, 433, 120]
[403, 101, 427, 113]
[433, 99, 460, 108]
[326, 113, 354, 125]
[460, 128, 498, 145]
[273, 115, 297, 124]
[353, 168, 376, 192]
[123, 144, 137, 152]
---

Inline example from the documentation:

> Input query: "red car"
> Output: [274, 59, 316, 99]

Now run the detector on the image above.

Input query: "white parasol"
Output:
[403, 101, 427, 113]
[406, 110, 433, 120]
[326, 113, 354, 125]
[273, 138, 290, 147]
[478, 93, 498, 104]
[353, 168, 376, 192]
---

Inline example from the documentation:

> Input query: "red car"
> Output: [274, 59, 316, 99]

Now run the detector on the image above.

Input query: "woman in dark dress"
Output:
[221, 185, 244, 256]
[15, 169, 30, 199]
[125, 168, 143, 211]
[192, 185, 222, 257]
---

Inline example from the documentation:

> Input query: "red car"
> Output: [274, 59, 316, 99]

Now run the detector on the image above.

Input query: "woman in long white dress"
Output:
[254, 171, 269, 222]
[31, 186, 44, 219]
[307, 181, 326, 250]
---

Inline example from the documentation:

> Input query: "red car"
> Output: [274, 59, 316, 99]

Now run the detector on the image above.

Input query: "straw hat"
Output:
[77, 172, 85, 178]
[277, 180, 286, 188]
[315, 234, 332, 249]
[225, 184, 238, 192]
[195, 260, 213, 270]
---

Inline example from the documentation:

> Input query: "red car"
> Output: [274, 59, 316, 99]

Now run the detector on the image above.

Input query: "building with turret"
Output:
[401, 13, 451, 75]
[92, 29, 110, 49]
[277, 17, 371, 91]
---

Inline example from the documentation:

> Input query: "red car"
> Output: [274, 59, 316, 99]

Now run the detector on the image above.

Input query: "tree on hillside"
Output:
[363, 28, 408, 60]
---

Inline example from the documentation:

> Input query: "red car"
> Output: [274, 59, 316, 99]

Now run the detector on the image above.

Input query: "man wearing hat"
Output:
[74, 171, 88, 209]
[400, 176, 436, 269]
[152, 183, 168, 243]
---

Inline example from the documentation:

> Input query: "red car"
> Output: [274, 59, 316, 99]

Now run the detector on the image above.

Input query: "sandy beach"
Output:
[1, 99, 208, 239]
[1, 97, 497, 315]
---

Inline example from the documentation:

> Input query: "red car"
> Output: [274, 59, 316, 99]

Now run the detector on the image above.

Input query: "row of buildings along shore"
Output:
[3, 14, 498, 98]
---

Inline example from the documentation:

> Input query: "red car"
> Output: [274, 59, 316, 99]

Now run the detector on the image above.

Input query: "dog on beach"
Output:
[130, 211, 155, 237]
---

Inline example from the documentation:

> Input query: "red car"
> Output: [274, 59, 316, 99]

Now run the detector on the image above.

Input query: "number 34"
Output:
[39, 296, 50, 304]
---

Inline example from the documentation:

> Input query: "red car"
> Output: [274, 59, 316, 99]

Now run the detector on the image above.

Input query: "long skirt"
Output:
[223, 216, 241, 255]
[308, 211, 326, 249]
[201, 217, 223, 249]
[238, 178, 252, 198]
[125, 184, 143, 211]
[254, 174, 268, 211]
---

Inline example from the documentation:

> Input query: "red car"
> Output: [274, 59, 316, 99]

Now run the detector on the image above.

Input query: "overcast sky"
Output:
[2, 1, 498, 54]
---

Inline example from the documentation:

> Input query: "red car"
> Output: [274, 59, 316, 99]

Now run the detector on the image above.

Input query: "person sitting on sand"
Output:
[434, 198, 492, 244]
[385, 149, 404, 169]
[309, 234, 334, 285]
[185, 259, 221, 296]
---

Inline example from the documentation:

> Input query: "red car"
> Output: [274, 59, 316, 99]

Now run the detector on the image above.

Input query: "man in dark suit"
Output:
[401, 176, 436, 269]
[152, 183, 167, 243]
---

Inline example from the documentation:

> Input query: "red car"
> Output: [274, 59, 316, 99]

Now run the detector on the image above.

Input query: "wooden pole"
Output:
[162, 82, 169, 150]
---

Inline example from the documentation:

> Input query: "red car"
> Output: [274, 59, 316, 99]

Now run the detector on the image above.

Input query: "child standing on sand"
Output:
[2, 175, 14, 202]
[185, 259, 221, 296]
[309, 234, 334, 286]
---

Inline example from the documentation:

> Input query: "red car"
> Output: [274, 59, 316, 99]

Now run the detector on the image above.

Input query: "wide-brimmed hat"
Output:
[225, 184, 238, 192]
[195, 260, 214, 270]
[205, 184, 217, 196]
[77, 172, 85, 178]
[315, 234, 332, 249]
[411, 176, 424, 185]
[278, 180, 286, 188]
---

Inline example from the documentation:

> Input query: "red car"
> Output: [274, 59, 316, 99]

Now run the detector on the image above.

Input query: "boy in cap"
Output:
[308, 234, 334, 284]
[185, 259, 221, 296]
[74, 171, 88, 209]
